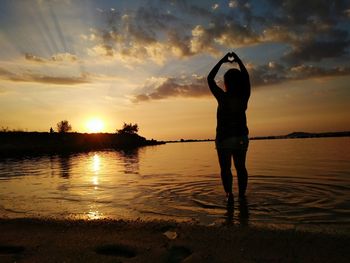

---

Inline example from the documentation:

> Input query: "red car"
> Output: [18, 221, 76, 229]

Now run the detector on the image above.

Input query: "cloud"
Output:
[249, 62, 288, 86]
[212, 3, 219, 10]
[250, 63, 350, 86]
[228, 1, 238, 8]
[345, 9, 350, 18]
[27, 75, 88, 85]
[260, 0, 350, 64]
[86, 7, 195, 64]
[50, 52, 77, 62]
[24, 52, 78, 63]
[134, 63, 350, 102]
[92, 7, 177, 60]
[0, 67, 89, 85]
[282, 30, 350, 64]
[289, 64, 350, 80]
[266, 0, 348, 25]
[190, 20, 259, 54]
[78, 0, 350, 100]
[25, 53, 45, 63]
[88, 44, 114, 57]
[134, 75, 208, 102]
[84, 0, 349, 67]
[86, 2, 260, 62]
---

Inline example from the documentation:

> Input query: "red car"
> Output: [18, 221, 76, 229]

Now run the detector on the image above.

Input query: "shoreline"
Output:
[0, 218, 349, 262]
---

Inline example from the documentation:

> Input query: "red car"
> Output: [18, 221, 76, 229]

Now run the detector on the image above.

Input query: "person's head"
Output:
[224, 68, 243, 95]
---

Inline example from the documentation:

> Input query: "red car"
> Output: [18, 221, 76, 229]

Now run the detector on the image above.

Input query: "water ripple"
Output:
[0, 138, 349, 232]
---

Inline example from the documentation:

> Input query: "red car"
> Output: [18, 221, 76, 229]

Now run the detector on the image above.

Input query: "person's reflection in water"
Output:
[225, 201, 234, 225]
[224, 197, 249, 226]
[238, 197, 249, 226]
[58, 154, 71, 179]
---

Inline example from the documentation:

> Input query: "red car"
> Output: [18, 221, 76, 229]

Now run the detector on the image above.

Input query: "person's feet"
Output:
[226, 192, 234, 204]
[238, 192, 246, 200]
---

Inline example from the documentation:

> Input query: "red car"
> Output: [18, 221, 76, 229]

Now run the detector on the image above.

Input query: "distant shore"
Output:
[0, 218, 348, 262]
[0, 132, 164, 157]
[250, 131, 350, 140]
[167, 131, 350, 143]
[1, 131, 348, 157]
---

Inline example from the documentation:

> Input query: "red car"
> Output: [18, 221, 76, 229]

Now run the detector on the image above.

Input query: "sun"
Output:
[86, 119, 104, 133]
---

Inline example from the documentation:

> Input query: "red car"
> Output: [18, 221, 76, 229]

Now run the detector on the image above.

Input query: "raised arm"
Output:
[207, 53, 231, 99]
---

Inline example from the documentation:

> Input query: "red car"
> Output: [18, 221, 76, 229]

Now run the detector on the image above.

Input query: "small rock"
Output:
[163, 230, 178, 240]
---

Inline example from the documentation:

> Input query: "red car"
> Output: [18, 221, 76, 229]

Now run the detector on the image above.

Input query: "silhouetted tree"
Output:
[0, 127, 9, 132]
[117, 123, 139, 135]
[57, 120, 72, 133]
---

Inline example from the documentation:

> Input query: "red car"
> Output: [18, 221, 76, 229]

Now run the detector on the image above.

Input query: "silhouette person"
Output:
[207, 52, 250, 203]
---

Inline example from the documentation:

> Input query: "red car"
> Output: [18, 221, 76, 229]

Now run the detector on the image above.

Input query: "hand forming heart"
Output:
[227, 55, 235, 62]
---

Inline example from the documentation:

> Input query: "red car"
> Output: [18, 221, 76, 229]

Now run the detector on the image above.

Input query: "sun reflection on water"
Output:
[87, 207, 103, 220]
[92, 154, 100, 173]
[91, 153, 100, 187]
[87, 154, 102, 218]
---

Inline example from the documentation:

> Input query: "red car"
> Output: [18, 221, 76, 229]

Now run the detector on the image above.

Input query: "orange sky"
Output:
[1, 0, 349, 140]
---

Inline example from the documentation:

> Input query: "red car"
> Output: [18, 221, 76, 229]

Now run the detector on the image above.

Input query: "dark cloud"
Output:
[191, 18, 260, 50]
[25, 53, 45, 63]
[263, 0, 350, 64]
[134, 75, 208, 102]
[26, 75, 88, 85]
[50, 52, 78, 62]
[136, 5, 180, 30]
[250, 61, 350, 87]
[24, 52, 78, 63]
[167, 29, 193, 57]
[93, 6, 183, 61]
[164, 0, 213, 19]
[288, 64, 350, 80]
[90, 1, 261, 60]
[89, 0, 349, 65]
[249, 62, 288, 86]
[85, 0, 350, 96]
[282, 29, 350, 64]
[134, 63, 350, 102]
[266, 0, 348, 25]
[0, 67, 89, 85]
[250, 63, 350, 86]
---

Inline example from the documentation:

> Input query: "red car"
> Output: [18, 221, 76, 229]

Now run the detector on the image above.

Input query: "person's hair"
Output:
[224, 68, 243, 96]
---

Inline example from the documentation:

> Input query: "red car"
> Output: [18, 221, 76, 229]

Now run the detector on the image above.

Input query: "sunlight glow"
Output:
[86, 119, 104, 133]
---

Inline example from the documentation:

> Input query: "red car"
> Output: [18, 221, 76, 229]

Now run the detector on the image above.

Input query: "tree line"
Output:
[54, 120, 138, 134]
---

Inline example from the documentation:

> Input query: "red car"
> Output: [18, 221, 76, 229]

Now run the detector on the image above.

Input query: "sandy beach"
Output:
[0, 218, 349, 263]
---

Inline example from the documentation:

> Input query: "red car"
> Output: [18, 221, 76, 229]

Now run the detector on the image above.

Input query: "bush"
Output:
[117, 123, 138, 135]
[57, 120, 72, 133]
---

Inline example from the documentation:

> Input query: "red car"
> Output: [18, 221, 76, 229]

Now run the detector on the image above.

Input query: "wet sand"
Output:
[0, 218, 349, 263]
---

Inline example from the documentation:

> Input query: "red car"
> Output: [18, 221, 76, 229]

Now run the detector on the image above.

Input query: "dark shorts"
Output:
[215, 135, 249, 151]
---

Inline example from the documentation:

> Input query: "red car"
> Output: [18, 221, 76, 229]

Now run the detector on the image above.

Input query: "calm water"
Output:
[0, 137, 349, 232]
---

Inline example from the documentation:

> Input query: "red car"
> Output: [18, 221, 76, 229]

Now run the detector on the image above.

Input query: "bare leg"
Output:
[217, 149, 233, 195]
[233, 149, 248, 198]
